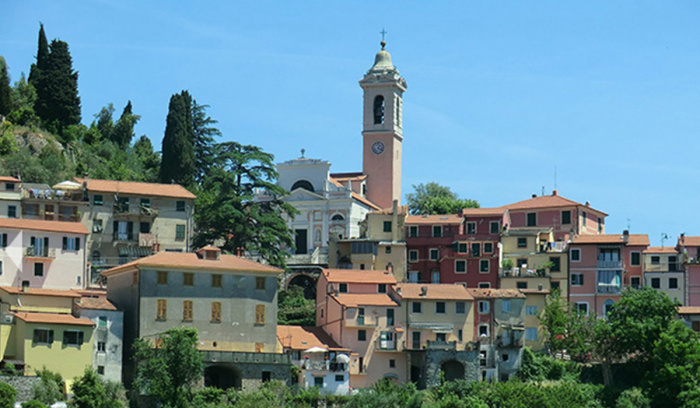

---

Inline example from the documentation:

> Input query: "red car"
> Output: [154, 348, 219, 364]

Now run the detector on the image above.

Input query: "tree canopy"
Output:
[160, 90, 196, 186]
[33, 39, 81, 132]
[406, 182, 479, 215]
[0, 56, 11, 117]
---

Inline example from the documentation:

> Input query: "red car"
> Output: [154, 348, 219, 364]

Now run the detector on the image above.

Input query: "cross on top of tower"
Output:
[380, 28, 387, 49]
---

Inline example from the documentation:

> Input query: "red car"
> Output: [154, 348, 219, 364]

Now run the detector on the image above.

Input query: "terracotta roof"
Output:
[0, 286, 81, 298]
[519, 289, 551, 295]
[74, 178, 196, 199]
[75, 297, 118, 311]
[678, 306, 700, 315]
[0, 176, 21, 183]
[101, 251, 283, 277]
[330, 172, 367, 182]
[13, 312, 95, 326]
[331, 293, 398, 307]
[73, 288, 107, 298]
[395, 283, 473, 300]
[406, 214, 462, 225]
[0, 218, 88, 234]
[466, 288, 525, 299]
[572, 234, 649, 246]
[460, 207, 507, 217]
[351, 192, 381, 210]
[505, 192, 608, 216]
[643, 247, 678, 254]
[322, 269, 397, 284]
[372, 205, 409, 216]
[679, 236, 700, 247]
[277, 325, 348, 351]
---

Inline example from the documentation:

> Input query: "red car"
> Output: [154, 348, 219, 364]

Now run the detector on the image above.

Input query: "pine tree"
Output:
[35, 40, 81, 131]
[93, 103, 114, 141]
[0, 56, 11, 117]
[28, 23, 49, 86]
[160, 91, 195, 186]
[191, 100, 221, 182]
[112, 100, 140, 148]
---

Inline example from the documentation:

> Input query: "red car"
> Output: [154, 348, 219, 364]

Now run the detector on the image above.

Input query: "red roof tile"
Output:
[572, 234, 649, 246]
[395, 283, 473, 300]
[505, 192, 608, 216]
[0, 176, 21, 183]
[406, 214, 462, 225]
[466, 288, 525, 299]
[0, 218, 87, 234]
[0, 286, 81, 298]
[643, 247, 678, 254]
[277, 325, 348, 351]
[331, 293, 398, 307]
[679, 236, 700, 247]
[460, 207, 507, 217]
[322, 269, 397, 284]
[74, 178, 196, 199]
[75, 297, 118, 311]
[678, 306, 700, 315]
[13, 312, 95, 326]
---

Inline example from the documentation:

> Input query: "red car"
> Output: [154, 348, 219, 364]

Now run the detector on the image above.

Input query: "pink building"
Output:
[568, 232, 649, 317]
[504, 190, 607, 241]
[677, 235, 700, 306]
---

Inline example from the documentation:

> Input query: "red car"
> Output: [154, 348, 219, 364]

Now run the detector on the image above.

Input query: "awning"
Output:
[52, 180, 83, 190]
[119, 247, 153, 257]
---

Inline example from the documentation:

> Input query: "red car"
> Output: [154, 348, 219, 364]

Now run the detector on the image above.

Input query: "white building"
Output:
[73, 296, 124, 382]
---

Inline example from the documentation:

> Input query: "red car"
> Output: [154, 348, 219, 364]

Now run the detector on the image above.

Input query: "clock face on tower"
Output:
[372, 141, 385, 155]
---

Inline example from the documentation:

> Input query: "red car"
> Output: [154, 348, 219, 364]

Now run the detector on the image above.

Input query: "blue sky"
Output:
[2, 1, 699, 246]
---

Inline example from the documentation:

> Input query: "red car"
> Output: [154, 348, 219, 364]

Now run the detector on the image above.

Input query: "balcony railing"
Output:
[25, 247, 56, 258]
[22, 189, 87, 202]
[112, 231, 136, 242]
[375, 338, 397, 351]
[347, 315, 377, 327]
[597, 260, 623, 269]
[113, 205, 159, 217]
[597, 284, 621, 294]
[500, 268, 549, 278]
[300, 361, 348, 372]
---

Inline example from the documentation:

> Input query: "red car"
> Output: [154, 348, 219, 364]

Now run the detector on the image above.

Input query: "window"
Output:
[582, 211, 587, 226]
[630, 252, 640, 266]
[526, 306, 538, 315]
[387, 308, 395, 326]
[669, 277, 679, 289]
[480, 259, 489, 273]
[176, 201, 186, 212]
[478, 282, 491, 289]
[92, 219, 103, 234]
[157, 271, 168, 285]
[467, 222, 476, 234]
[571, 273, 584, 286]
[518, 238, 527, 248]
[501, 300, 511, 313]
[97, 342, 106, 352]
[502, 353, 509, 362]
[358, 329, 367, 341]
[604, 299, 615, 316]
[98, 316, 107, 328]
[484, 242, 493, 253]
[359, 357, 364, 373]
[256, 277, 266, 290]
[478, 324, 489, 337]
[651, 277, 661, 289]
[383, 221, 392, 232]
[429, 248, 439, 261]
[175, 225, 186, 241]
[478, 300, 489, 314]
[651, 256, 660, 265]
[62, 237, 80, 251]
[33, 329, 54, 344]
[339, 283, 348, 293]
[517, 258, 528, 268]
[140, 222, 150, 234]
[517, 281, 527, 290]
[0, 233, 7, 247]
[63, 330, 84, 346]
[183, 273, 194, 286]
[561, 210, 571, 224]
[409, 226, 418, 237]
[5, 182, 14, 191]
[157, 299, 167, 320]
[211, 302, 222, 322]
[433, 225, 442, 237]
[255, 304, 266, 325]
[435, 302, 446, 314]
[470, 243, 480, 257]
[97, 366, 105, 375]
[549, 257, 561, 272]
[212, 274, 222, 288]
[436, 333, 447, 342]
[359, 264, 365, 270]
[575, 302, 589, 316]
[456, 302, 466, 314]
[630, 276, 641, 289]
[335, 374, 344, 382]
[373, 95, 385, 124]
[412, 302, 422, 314]
[669, 256, 679, 271]
[458, 329, 463, 342]
[458, 243, 467, 253]
[551, 281, 560, 291]
[389, 359, 396, 368]
[490, 221, 500, 234]
[597, 270, 621, 293]
[455, 260, 466, 273]
[526, 213, 536, 227]
[385, 246, 392, 254]
[412, 331, 421, 349]
[409, 250, 419, 263]
[525, 328, 538, 341]
[378, 284, 387, 293]
[571, 248, 581, 262]
[183, 300, 193, 321]
[93, 195, 104, 206]
[34, 263, 44, 277]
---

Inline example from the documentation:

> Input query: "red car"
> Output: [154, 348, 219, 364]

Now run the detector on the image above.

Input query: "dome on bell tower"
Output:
[368, 41, 399, 75]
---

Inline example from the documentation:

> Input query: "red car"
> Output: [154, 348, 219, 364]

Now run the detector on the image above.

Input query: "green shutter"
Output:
[48, 330, 54, 344]
[62, 237, 68, 250]
[76, 238, 80, 249]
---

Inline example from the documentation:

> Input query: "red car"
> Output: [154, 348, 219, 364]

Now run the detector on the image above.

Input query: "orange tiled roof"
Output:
[505, 192, 608, 216]
[679, 236, 700, 247]
[0, 176, 21, 183]
[351, 192, 381, 210]
[643, 246, 678, 254]
[572, 234, 649, 246]
[0, 218, 88, 235]
[331, 293, 398, 307]
[0, 286, 81, 298]
[74, 178, 196, 199]
[277, 325, 348, 351]
[322, 269, 397, 284]
[372, 205, 409, 216]
[395, 283, 473, 300]
[73, 288, 107, 298]
[466, 288, 525, 299]
[678, 306, 700, 315]
[101, 251, 283, 277]
[406, 214, 462, 225]
[519, 289, 551, 295]
[13, 312, 95, 326]
[460, 207, 507, 217]
[330, 172, 367, 182]
[75, 297, 118, 311]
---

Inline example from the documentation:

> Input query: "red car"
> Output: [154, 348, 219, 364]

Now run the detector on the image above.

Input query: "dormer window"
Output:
[373, 95, 385, 124]
[196, 245, 221, 261]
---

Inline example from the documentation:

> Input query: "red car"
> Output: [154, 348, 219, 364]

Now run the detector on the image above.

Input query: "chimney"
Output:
[622, 230, 629, 244]
[21, 281, 29, 293]
[585, 201, 590, 207]
[681, 233, 685, 244]
[532, 194, 537, 198]
[538, 283, 543, 291]
[552, 189, 558, 196]
[420, 286, 428, 296]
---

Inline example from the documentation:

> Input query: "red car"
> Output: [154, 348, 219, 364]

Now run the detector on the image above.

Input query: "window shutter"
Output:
[43, 237, 49, 249]
[63, 237, 68, 250]
[581, 275, 584, 285]
[1, 233, 6, 247]
[48, 330, 54, 344]
[30, 236, 36, 247]
[76, 238, 80, 249]
[113, 221, 118, 233]
[78, 331, 84, 345]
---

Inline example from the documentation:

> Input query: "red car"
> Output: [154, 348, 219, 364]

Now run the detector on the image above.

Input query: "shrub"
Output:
[0, 382, 16, 408]
[615, 388, 650, 408]
[21, 401, 48, 408]
[32, 368, 64, 406]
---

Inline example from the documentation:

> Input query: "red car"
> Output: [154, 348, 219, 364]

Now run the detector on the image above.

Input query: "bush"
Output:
[32, 368, 64, 406]
[0, 382, 16, 408]
[615, 388, 650, 408]
[21, 401, 48, 408]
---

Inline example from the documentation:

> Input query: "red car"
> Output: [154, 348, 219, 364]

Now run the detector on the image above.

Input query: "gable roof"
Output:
[0, 176, 21, 183]
[504, 191, 607, 216]
[331, 293, 398, 307]
[395, 283, 473, 300]
[74, 178, 196, 199]
[643, 246, 678, 254]
[101, 251, 283, 277]
[0, 286, 81, 298]
[74, 297, 118, 311]
[460, 207, 507, 217]
[679, 236, 700, 247]
[406, 214, 462, 225]
[322, 269, 397, 284]
[13, 312, 95, 326]
[466, 288, 525, 299]
[277, 325, 348, 351]
[0, 218, 88, 235]
[572, 234, 649, 246]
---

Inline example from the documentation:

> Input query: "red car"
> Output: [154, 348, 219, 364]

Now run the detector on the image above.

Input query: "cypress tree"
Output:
[112, 100, 140, 148]
[160, 91, 195, 186]
[28, 23, 49, 86]
[0, 57, 11, 117]
[35, 39, 81, 130]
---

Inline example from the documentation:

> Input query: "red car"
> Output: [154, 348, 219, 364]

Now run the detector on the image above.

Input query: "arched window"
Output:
[373, 95, 385, 124]
[331, 213, 345, 221]
[291, 180, 314, 192]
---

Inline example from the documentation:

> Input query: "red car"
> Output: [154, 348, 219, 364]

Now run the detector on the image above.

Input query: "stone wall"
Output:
[0, 376, 41, 402]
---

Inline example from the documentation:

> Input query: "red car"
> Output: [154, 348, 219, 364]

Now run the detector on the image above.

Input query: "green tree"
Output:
[21, 401, 48, 408]
[191, 100, 221, 182]
[615, 388, 650, 408]
[34, 39, 81, 133]
[7, 73, 39, 126]
[70, 367, 124, 408]
[193, 141, 297, 268]
[0, 382, 16, 408]
[28, 23, 49, 86]
[32, 368, 64, 406]
[406, 182, 479, 215]
[93, 104, 115, 142]
[134, 135, 161, 182]
[133, 327, 203, 408]
[111, 100, 140, 148]
[0, 56, 11, 116]
[278, 286, 315, 326]
[160, 91, 195, 186]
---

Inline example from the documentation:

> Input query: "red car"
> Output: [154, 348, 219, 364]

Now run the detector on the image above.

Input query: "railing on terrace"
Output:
[500, 268, 549, 278]
[300, 361, 348, 372]
[597, 284, 621, 294]
[374, 338, 397, 351]
[25, 247, 56, 258]
[22, 189, 87, 202]
[597, 260, 623, 268]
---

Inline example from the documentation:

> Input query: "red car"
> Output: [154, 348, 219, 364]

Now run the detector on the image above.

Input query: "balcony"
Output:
[345, 315, 378, 327]
[597, 284, 621, 294]
[112, 231, 136, 242]
[499, 268, 549, 278]
[300, 360, 348, 372]
[113, 205, 159, 218]
[22, 189, 87, 202]
[25, 247, 56, 259]
[597, 260, 622, 269]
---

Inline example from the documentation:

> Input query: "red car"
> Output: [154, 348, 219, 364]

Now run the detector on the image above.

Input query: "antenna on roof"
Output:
[541, 186, 545, 196]
[661, 233, 669, 248]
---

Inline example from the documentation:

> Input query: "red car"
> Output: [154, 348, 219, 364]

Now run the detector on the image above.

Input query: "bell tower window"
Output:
[373, 95, 385, 124]
[395, 97, 401, 127]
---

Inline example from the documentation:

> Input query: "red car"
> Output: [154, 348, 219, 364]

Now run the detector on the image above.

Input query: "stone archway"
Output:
[204, 364, 243, 390]
[440, 360, 465, 382]
[287, 273, 317, 300]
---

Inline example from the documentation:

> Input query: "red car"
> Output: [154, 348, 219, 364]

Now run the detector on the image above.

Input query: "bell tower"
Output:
[360, 40, 407, 209]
